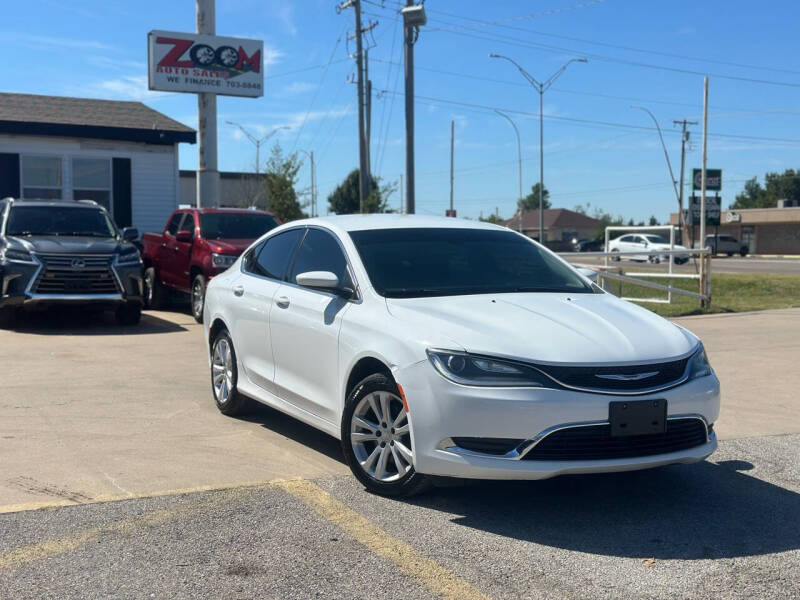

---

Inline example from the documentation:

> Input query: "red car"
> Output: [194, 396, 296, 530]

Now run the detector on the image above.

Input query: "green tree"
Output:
[520, 183, 551, 211]
[480, 213, 503, 224]
[648, 215, 660, 226]
[263, 142, 307, 222]
[573, 202, 625, 239]
[732, 169, 800, 209]
[327, 169, 396, 214]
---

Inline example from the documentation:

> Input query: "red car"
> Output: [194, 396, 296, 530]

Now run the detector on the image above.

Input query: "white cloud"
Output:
[1, 32, 115, 51]
[281, 81, 316, 95]
[85, 75, 171, 102]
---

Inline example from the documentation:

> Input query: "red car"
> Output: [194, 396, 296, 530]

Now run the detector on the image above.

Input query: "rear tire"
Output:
[210, 329, 253, 416]
[144, 267, 168, 310]
[727, 252, 734, 257]
[191, 274, 206, 323]
[341, 373, 430, 497]
[611, 248, 621, 262]
[740, 247, 748, 257]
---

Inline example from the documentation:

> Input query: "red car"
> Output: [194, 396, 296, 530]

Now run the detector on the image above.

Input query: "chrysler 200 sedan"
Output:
[203, 215, 719, 497]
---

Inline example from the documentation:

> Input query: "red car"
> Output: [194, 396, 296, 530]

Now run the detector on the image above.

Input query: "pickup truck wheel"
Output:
[144, 267, 167, 310]
[115, 303, 141, 326]
[211, 329, 252, 416]
[191, 274, 206, 323]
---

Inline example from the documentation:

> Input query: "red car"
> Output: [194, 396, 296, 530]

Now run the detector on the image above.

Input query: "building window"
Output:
[21, 156, 62, 199]
[72, 158, 111, 211]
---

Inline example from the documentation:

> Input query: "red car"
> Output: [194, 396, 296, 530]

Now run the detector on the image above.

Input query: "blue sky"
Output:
[4, 0, 800, 221]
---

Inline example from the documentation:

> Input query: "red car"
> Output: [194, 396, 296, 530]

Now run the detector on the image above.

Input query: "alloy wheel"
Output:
[192, 279, 204, 318]
[212, 338, 234, 404]
[144, 270, 154, 306]
[350, 391, 412, 482]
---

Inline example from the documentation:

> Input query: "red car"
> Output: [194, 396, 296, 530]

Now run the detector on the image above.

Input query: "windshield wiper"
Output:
[9, 231, 61, 237]
[64, 232, 112, 237]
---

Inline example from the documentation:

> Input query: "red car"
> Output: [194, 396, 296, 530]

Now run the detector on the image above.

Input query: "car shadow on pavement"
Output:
[410, 460, 800, 560]
[238, 402, 346, 465]
[9, 307, 188, 335]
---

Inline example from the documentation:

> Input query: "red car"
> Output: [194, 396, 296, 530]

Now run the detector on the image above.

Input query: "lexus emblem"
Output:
[595, 371, 659, 382]
[71, 258, 86, 269]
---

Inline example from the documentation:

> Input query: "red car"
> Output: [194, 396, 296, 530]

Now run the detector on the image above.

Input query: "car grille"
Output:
[31, 254, 119, 295]
[450, 437, 524, 456]
[522, 417, 709, 461]
[534, 356, 691, 393]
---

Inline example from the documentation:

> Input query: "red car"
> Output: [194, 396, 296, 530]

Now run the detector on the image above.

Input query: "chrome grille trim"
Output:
[30, 253, 120, 296]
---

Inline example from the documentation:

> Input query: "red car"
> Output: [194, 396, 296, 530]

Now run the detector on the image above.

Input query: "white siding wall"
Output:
[0, 134, 179, 234]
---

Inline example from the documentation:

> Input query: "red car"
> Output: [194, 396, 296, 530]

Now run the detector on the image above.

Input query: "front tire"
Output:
[740, 247, 748, 257]
[211, 329, 252, 416]
[341, 373, 429, 497]
[0, 307, 18, 329]
[115, 303, 141, 326]
[144, 267, 168, 309]
[611, 248, 621, 262]
[191, 274, 206, 323]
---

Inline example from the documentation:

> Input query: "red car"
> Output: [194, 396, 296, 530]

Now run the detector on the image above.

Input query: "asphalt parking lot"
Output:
[1, 306, 799, 598]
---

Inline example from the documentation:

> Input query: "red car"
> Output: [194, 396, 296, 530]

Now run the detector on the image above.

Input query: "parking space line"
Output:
[277, 479, 489, 600]
[0, 479, 284, 515]
[0, 490, 241, 572]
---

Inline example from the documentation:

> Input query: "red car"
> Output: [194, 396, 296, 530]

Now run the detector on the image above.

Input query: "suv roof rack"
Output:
[75, 199, 100, 206]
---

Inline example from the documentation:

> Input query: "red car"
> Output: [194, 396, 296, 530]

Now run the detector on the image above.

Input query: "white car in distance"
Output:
[608, 233, 691, 264]
[203, 216, 719, 497]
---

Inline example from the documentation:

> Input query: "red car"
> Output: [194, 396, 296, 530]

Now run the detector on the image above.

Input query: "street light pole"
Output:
[489, 54, 587, 244]
[225, 122, 290, 207]
[493, 110, 523, 233]
[631, 105, 681, 210]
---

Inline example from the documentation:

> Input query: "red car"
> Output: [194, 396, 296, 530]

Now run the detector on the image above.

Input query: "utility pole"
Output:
[402, 2, 426, 214]
[399, 174, 404, 214]
[700, 77, 709, 250]
[196, 0, 219, 208]
[365, 48, 372, 181]
[673, 118, 697, 246]
[449, 120, 454, 217]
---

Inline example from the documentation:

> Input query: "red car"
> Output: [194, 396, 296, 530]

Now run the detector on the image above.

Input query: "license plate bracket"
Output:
[609, 399, 667, 437]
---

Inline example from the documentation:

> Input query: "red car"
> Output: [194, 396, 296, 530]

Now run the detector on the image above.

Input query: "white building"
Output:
[0, 92, 195, 234]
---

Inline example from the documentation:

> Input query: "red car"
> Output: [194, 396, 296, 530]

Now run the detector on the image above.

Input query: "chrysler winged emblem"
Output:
[596, 371, 659, 382]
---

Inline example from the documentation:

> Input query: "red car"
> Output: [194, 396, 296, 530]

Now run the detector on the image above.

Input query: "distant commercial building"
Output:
[669, 206, 800, 254]
[502, 208, 604, 246]
[179, 170, 267, 208]
[0, 93, 195, 233]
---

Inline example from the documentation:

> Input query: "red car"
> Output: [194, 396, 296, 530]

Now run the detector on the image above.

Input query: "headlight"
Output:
[0, 248, 36, 264]
[427, 350, 556, 388]
[211, 253, 237, 268]
[688, 344, 713, 380]
[115, 248, 142, 264]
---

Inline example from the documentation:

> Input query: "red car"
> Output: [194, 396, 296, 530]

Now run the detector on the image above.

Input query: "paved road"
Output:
[1, 306, 799, 598]
[0, 434, 798, 599]
[570, 255, 800, 275]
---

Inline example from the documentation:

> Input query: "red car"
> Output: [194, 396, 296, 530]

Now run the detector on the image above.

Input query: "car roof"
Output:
[7, 199, 105, 209]
[181, 207, 277, 216]
[288, 214, 508, 234]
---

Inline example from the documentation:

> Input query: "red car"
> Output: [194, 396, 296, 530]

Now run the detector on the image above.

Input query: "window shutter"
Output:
[112, 157, 132, 228]
[0, 153, 21, 199]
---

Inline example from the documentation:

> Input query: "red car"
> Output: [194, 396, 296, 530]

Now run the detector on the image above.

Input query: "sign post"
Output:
[148, 3, 264, 208]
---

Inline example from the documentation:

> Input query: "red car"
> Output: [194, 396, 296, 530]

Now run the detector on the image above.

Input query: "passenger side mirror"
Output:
[175, 230, 193, 243]
[121, 227, 139, 241]
[296, 271, 353, 298]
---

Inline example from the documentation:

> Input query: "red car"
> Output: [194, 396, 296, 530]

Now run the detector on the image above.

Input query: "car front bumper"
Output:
[395, 360, 720, 480]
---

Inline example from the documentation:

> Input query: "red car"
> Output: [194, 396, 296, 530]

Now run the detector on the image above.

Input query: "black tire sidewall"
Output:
[340, 373, 427, 497]
[211, 329, 250, 416]
[192, 274, 206, 323]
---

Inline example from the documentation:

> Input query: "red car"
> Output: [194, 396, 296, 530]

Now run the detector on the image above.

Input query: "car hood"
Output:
[206, 238, 253, 254]
[385, 292, 696, 364]
[9, 236, 123, 255]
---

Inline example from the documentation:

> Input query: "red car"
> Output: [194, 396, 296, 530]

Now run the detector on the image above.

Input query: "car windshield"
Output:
[5, 206, 117, 237]
[643, 234, 669, 244]
[349, 227, 593, 298]
[199, 213, 279, 239]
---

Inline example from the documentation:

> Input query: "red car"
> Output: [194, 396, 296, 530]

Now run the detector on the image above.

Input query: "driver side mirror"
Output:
[121, 227, 139, 241]
[175, 230, 193, 243]
[296, 271, 354, 298]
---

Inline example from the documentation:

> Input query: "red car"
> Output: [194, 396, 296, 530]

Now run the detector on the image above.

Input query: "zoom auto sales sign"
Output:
[148, 31, 264, 97]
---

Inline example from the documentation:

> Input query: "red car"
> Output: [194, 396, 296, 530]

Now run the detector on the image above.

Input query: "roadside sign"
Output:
[692, 168, 722, 191]
[445, 209, 457, 217]
[689, 196, 721, 226]
[148, 30, 264, 97]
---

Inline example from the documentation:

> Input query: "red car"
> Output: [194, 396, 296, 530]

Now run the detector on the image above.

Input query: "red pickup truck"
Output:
[141, 208, 279, 322]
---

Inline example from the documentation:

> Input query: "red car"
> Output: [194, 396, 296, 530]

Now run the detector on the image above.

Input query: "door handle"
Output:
[276, 296, 290, 308]
[233, 285, 244, 297]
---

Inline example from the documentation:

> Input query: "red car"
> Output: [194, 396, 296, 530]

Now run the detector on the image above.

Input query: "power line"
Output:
[424, 7, 800, 77]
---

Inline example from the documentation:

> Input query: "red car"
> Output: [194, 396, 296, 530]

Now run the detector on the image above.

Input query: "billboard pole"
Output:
[700, 76, 709, 307]
[196, 0, 219, 208]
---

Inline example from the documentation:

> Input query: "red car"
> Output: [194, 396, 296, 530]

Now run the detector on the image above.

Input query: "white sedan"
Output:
[608, 233, 691, 264]
[203, 216, 719, 497]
